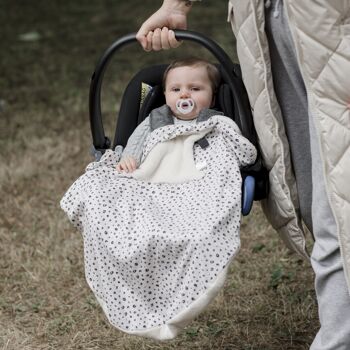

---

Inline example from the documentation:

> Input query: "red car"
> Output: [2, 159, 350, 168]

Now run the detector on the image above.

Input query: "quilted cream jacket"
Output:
[227, 0, 350, 289]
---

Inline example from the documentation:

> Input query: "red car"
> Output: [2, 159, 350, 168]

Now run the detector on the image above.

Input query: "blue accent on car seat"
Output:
[90, 145, 103, 161]
[242, 176, 255, 216]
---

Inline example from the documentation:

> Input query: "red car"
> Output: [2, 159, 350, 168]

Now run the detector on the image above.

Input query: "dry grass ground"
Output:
[0, 1, 318, 349]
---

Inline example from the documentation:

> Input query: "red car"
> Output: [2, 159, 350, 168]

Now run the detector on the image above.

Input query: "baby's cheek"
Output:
[168, 105, 177, 116]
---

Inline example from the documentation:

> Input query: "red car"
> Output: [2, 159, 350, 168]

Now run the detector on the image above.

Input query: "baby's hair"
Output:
[162, 57, 221, 93]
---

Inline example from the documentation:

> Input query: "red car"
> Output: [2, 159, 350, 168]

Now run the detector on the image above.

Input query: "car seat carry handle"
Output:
[89, 30, 256, 151]
[89, 33, 136, 151]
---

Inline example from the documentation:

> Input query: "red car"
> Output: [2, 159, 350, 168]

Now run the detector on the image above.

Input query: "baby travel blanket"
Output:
[60, 115, 256, 340]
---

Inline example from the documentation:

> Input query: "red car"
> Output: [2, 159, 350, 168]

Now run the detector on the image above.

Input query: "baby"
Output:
[61, 56, 258, 339]
[116, 57, 221, 172]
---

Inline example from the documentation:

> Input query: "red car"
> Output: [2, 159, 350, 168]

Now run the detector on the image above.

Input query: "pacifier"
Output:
[176, 98, 195, 115]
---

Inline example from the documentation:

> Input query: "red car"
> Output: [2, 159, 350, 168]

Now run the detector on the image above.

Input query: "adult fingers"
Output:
[138, 26, 181, 51]
[168, 29, 182, 48]
[136, 31, 148, 51]
[145, 31, 153, 52]
[160, 27, 171, 50]
[152, 28, 162, 51]
[136, 16, 156, 50]
[136, 7, 168, 50]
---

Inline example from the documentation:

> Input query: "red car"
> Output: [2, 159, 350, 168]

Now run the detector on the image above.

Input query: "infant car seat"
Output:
[89, 30, 269, 215]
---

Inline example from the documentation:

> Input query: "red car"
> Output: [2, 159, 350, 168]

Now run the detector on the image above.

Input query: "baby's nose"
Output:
[180, 90, 190, 98]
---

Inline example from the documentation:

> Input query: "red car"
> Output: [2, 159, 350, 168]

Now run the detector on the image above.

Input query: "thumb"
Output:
[136, 8, 169, 49]
[136, 24, 150, 50]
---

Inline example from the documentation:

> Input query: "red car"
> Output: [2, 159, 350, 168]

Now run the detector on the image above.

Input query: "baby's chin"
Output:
[172, 109, 198, 120]
[175, 114, 197, 120]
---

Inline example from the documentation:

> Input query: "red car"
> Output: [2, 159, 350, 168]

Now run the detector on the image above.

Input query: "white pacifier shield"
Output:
[176, 98, 195, 115]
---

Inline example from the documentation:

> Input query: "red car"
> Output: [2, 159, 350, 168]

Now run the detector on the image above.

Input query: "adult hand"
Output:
[136, 0, 193, 51]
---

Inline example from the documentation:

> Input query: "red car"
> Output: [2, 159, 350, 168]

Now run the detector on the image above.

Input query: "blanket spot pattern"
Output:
[61, 116, 256, 337]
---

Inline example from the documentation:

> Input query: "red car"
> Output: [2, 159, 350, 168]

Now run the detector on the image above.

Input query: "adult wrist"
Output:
[162, 0, 196, 13]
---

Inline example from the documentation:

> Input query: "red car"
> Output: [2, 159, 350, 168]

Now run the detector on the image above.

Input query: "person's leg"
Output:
[264, 1, 350, 349]
[308, 107, 350, 350]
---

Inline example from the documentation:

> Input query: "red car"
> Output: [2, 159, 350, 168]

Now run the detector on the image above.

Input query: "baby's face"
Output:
[164, 66, 214, 120]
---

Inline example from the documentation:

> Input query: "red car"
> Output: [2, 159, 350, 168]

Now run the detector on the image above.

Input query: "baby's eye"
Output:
[191, 87, 201, 91]
[171, 87, 180, 92]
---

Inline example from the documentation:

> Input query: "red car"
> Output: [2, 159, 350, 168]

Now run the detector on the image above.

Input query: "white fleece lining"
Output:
[132, 129, 210, 184]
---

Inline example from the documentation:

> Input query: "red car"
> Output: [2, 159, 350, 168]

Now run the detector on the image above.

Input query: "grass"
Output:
[0, 0, 318, 349]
